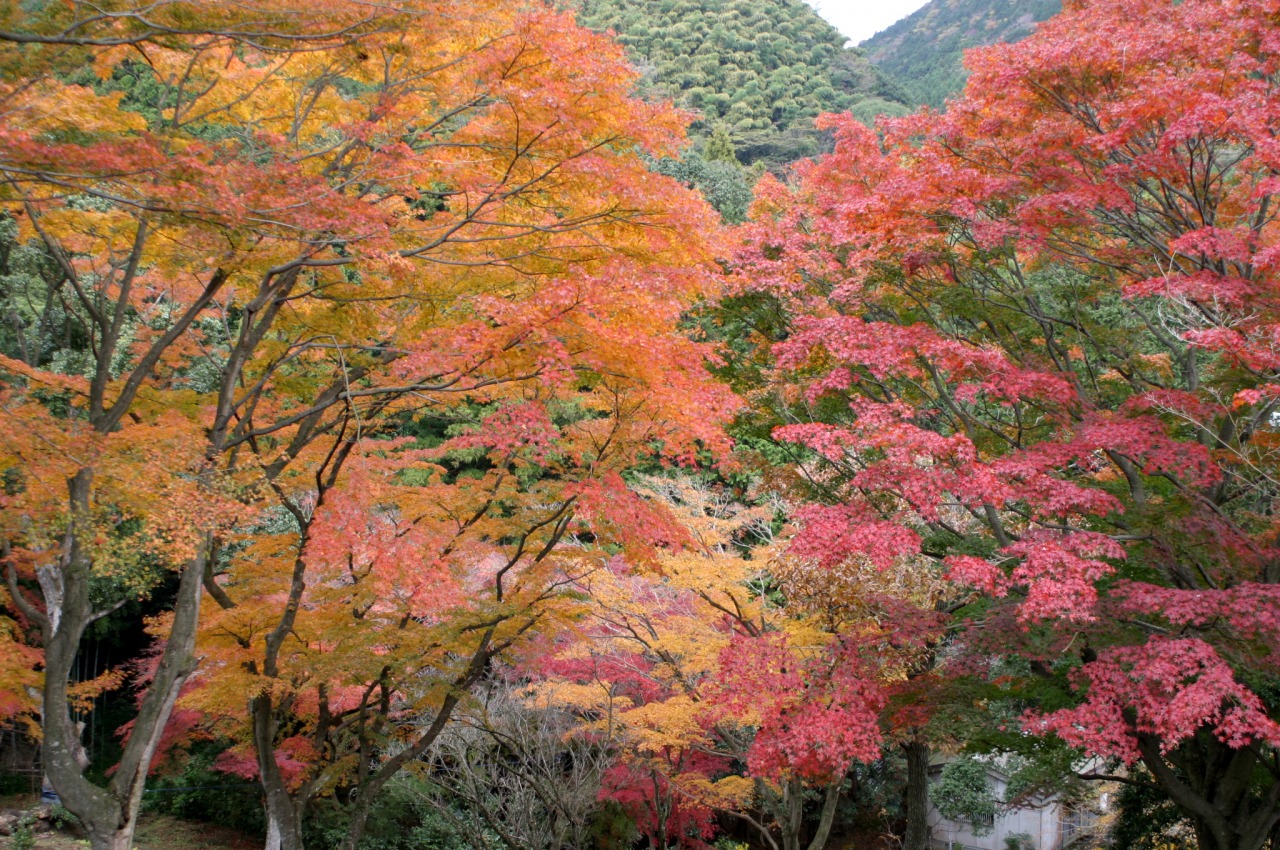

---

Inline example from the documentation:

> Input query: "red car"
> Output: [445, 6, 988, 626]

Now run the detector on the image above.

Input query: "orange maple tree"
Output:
[0, 3, 736, 849]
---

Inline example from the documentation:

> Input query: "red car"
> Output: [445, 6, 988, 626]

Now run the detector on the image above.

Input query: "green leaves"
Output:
[576, 0, 909, 166]
[933, 756, 999, 835]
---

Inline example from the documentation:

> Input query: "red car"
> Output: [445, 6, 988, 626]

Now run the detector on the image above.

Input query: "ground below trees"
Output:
[0, 797, 256, 850]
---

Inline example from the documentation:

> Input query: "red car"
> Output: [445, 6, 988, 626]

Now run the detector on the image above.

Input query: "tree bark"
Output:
[254, 694, 306, 850]
[37, 472, 208, 850]
[1137, 731, 1280, 850]
[781, 778, 803, 850]
[805, 781, 842, 850]
[902, 740, 930, 850]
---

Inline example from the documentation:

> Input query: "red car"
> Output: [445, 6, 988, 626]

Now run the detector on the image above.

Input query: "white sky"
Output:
[805, 0, 933, 45]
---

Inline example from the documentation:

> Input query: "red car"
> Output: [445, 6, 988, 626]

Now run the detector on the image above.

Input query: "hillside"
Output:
[574, 0, 911, 165]
[861, 0, 1061, 108]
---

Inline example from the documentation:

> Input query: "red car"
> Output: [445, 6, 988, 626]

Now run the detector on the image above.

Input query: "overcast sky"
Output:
[805, 0, 932, 45]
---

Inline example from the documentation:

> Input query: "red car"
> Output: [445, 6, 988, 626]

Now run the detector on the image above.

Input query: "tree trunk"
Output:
[339, 645, 491, 850]
[902, 740, 930, 850]
[778, 778, 805, 850]
[767, 775, 844, 850]
[805, 781, 841, 850]
[253, 694, 306, 850]
[35, 472, 207, 850]
[1138, 732, 1280, 850]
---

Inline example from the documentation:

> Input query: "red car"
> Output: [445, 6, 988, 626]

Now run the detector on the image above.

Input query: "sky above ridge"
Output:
[805, 0, 932, 45]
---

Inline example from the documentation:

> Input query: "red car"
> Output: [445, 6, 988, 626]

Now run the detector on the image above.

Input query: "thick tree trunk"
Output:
[1189, 824, 1279, 850]
[35, 472, 208, 850]
[1138, 732, 1280, 850]
[902, 740, 930, 850]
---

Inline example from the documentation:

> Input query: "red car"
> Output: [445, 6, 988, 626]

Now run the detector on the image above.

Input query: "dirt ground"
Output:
[0, 797, 259, 850]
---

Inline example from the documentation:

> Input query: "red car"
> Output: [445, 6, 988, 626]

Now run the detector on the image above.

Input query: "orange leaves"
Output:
[5, 82, 146, 137]
[0, 604, 42, 729]
[0, 4, 743, 835]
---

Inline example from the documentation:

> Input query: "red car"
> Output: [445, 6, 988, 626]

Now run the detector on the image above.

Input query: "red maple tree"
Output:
[733, 2, 1280, 848]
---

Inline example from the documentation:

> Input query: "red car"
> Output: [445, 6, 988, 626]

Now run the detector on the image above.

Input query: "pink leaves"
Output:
[1032, 638, 1280, 763]
[944, 556, 1007, 597]
[776, 317, 1075, 408]
[1168, 227, 1255, 265]
[1114, 581, 1280, 668]
[211, 736, 317, 789]
[212, 747, 260, 781]
[714, 634, 885, 782]
[945, 532, 1124, 622]
[788, 503, 921, 570]
[567, 473, 691, 562]
[1003, 532, 1124, 622]
[442, 402, 561, 463]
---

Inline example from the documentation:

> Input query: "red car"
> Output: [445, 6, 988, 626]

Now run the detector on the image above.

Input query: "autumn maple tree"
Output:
[732, 1, 1280, 849]
[0, 2, 736, 849]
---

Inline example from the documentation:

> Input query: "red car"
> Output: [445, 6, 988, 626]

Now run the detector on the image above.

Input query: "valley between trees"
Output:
[0, 2, 1278, 850]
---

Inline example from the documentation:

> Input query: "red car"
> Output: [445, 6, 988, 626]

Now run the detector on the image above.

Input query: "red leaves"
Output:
[1031, 638, 1280, 763]
[947, 532, 1124, 623]
[788, 503, 921, 571]
[733, 0, 1280, 795]
[567, 473, 693, 563]
[1113, 581, 1280, 668]
[714, 633, 885, 782]
[442, 402, 561, 463]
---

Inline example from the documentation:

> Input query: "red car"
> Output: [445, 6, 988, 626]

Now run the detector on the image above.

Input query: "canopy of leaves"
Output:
[732, 0, 1280, 845]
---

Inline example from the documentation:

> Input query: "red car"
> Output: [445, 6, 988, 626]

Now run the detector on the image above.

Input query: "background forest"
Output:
[0, 2, 1278, 850]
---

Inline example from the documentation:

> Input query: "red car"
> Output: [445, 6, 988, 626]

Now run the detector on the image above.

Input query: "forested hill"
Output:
[861, 0, 1061, 108]
[574, 0, 911, 166]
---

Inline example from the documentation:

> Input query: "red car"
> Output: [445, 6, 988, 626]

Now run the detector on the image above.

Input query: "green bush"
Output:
[933, 757, 999, 837]
[10, 812, 35, 850]
[142, 742, 265, 836]
[302, 780, 472, 850]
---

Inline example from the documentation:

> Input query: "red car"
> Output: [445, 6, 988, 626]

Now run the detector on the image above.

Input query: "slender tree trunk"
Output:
[339, 630, 500, 850]
[781, 778, 804, 850]
[253, 694, 306, 850]
[805, 781, 841, 850]
[902, 740, 930, 850]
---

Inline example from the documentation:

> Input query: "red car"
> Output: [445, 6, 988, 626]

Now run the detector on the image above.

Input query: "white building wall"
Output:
[926, 775, 1065, 850]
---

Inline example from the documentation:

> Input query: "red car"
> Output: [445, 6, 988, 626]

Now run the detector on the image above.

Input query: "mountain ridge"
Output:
[861, 0, 1061, 108]
[573, 0, 911, 166]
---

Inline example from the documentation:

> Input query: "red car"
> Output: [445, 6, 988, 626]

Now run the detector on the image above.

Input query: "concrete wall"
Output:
[926, 771, 1065, 850]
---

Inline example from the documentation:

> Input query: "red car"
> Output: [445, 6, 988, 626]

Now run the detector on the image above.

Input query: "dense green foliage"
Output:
[142, 744, 266, 836]
[862, 0, 1061, 107]
[932, 758, 999, 837]
[1110, 772, 1195, 850]
[574, 0, 910, 165]
[650, 131, 755, 224]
